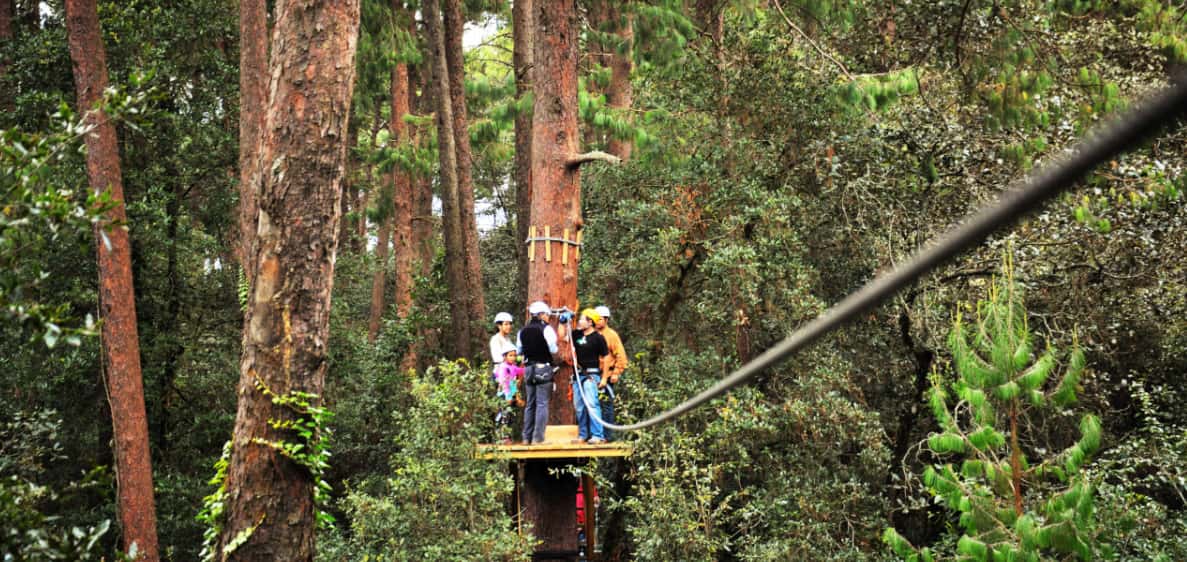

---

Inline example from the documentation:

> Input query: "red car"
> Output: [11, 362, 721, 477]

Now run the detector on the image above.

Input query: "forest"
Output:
[2, 0, 1186, 560]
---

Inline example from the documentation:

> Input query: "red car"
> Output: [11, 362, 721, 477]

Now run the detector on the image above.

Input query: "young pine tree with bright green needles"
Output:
[884, 258, 1105, 561]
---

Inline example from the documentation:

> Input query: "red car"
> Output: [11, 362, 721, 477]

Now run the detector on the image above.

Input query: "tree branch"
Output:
[566, 150, 621, 168]
[771, 0, 855, 82]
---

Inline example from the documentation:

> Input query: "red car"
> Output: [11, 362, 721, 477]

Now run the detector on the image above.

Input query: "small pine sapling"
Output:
[884, 255, 1103, 561]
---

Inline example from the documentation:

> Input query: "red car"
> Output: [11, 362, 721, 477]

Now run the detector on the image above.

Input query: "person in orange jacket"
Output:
[594, 305, 628, 442]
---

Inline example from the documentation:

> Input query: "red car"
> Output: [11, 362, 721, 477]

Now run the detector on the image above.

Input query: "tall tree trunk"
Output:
[583, 1, 606, 150]
[340, 118, 361, 254]
[367, 215, 391, 341]
[443, 0, 485, 352]
[523, 2, 581, 553]
[513, 0, 533, 315]
[425, 0, 471, 358]
[216, 0, 359, 559]
[604, 1, 633, 160]
[391, 2, 414, 322]
[410, 62, 435, 280]
[354, 134, 368, 254]
[368, 113, 391, 342]
[237, 0, 267, 283]
[64, 1, 160, 559]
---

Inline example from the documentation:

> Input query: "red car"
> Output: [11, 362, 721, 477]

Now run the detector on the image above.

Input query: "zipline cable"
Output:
[579, 72, 1187, 434]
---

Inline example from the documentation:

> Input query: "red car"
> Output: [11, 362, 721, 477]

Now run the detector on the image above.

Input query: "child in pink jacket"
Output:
[493, 346, 524, 440]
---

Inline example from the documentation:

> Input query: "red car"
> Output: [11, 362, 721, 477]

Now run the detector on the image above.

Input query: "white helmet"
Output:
[594, 305, 611, 318]
[494, 311, 513, 324]
[528, 301, 550, 315]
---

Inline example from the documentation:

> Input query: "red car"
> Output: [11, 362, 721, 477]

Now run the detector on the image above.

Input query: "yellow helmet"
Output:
[580, 308, 602, 325]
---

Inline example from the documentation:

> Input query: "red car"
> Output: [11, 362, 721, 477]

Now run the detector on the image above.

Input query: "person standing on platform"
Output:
[594, 305, 628, 442]
[489, 312, 516, 380]
[572, 309, 609, 444]
[519, 301, 558, 444]
[493, 344, 524, 443]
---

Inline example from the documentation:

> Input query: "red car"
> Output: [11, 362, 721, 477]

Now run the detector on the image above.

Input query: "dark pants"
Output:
[602, 382, 616, 442]
[522, 364, 552, 443]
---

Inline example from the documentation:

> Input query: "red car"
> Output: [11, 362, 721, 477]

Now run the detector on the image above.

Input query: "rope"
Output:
[574, 72, 1187, 434]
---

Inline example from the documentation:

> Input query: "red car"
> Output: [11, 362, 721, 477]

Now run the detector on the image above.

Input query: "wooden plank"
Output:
[476, 442, 633, 460]
[544, 225, 551, 262]
[562, 228, 569, 265]
[528, 225, 536, 262]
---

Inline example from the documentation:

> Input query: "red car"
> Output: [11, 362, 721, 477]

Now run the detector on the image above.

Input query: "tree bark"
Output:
[513, 0, 534, 316]
[425, 0, 472, 358]
[64, 1, 160, 559]
[217, 0, 359, 559]
[391, 2, 414, 322]
[410, 61, 435, 280]
[443, 0, 486, 352]
[526, 9, 581, 556]
[604, 0, 633, 160]
[237, 0, 268, 283]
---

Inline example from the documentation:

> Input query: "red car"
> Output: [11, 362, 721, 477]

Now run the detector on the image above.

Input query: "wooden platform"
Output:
[476, 424, 632, 460]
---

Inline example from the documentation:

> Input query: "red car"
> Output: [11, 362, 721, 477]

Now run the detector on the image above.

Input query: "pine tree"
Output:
[885, 255, 1105, 561]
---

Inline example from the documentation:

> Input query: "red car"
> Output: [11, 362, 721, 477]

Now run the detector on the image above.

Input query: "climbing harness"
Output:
[572, 72, 1187, 434]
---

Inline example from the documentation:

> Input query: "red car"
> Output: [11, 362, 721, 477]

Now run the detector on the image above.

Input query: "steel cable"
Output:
[575, 72, 1187, 434]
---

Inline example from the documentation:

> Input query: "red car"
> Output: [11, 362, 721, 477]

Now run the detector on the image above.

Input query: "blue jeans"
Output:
[572, 371, 605, 441]
[522, 365, 552, 443]
[601, 382, 616, 442]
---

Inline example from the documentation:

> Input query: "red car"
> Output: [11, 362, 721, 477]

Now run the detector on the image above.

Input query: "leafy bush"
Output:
[324, 360, 531, 561]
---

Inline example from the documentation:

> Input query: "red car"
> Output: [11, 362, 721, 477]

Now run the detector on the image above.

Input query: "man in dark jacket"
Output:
[518, 300, 558, 444]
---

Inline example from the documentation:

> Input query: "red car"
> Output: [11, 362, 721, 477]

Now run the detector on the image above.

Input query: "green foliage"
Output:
[0, 476, 112, 561]
[1, 411, 115, 560]
[887, 257, 1107, 560]
[840, 68, 920, 112]
[327, 360, 532, 561]
[195, 441, 231, 562]
[252, 384, 337, 530]
[1, 105, 116, 346]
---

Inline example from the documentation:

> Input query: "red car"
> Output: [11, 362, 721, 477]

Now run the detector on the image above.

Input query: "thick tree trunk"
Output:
[217, 0, 359, 559]
[425, 0, 472, 358]
[237, 0, 267, 282]
[525, 2, 581, 553]
[391, 2, 414, 322]
[64, 1, 160, 559]
[513, 0, 533, 316]
[604, 1, 633, 160]
[443, 0, 486, 351]
[528, 0, 581, 341]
